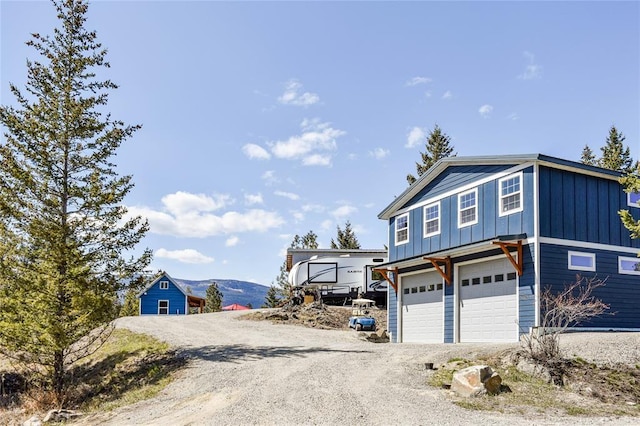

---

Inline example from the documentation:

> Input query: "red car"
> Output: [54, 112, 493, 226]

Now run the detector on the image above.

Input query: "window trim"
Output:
[618, 256, 640, 275]
[159, 280, 169, 290]
[158, 300, 169, 315]
[628, 191, 640, 208]
[423, 201, 441, 238]
[498, 172, 523, 217]
[458, 187, 478, 228]
[395, 213, 410, 245]
[568, 251, 596, 272]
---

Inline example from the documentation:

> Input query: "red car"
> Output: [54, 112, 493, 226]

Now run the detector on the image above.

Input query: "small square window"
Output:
[159, 281, 169, 290]
[483, 276, 492, 284]
[403, 288, 410, 295]
[499, 173, 523, 216]
[436, 283, 443, 290]
[458, 188, 478, 227]
[506, 272, 517, 281]
[618, 256, 640, 275]
[568, 251, 596, 272]
[461, 279, 470, 287]
[472, 277, 481, 285]
[411, 287, 418, 294]
[628, 191, 640, 208]
[423, 202, 440, 237]
[419, 286, 426, 292]
[395, 213, 409, 245]
[494, 274, 504, 282]
[427, 284, 435, 291]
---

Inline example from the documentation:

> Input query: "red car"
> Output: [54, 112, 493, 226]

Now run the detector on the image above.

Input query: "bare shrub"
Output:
[521, 275, 610, 385]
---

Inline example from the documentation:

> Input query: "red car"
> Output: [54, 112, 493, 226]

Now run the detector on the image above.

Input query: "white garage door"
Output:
[459, 258, 518, 343]
[401, 271, 443, 343]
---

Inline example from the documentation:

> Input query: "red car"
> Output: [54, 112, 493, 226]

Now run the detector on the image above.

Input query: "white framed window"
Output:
[628, 191, 640, 208]
[159, 280, 169, 289]
[158, 300, 169, 315]
[423, 202, 440, 237]
[618, 256, 640, 275]
[395, 213, 409, 245]
[568, 251, 596, 272]
[499, 172, 523, 216]
[458, 187, 478, 227]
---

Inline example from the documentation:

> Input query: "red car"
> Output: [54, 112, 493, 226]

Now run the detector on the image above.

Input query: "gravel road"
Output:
[78, 311, 640, 426]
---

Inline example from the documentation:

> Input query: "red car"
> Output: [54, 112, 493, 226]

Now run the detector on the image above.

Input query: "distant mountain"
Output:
[173, 278, 269, 309]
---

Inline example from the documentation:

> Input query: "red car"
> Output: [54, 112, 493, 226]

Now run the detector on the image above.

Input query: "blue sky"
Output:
[1, 1, 638, 286]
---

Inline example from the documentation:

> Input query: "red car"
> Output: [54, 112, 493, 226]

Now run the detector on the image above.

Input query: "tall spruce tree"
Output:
[599, 125, 634, 173]
[407, 124, 455, 185]
[273, 231, 318, 300]
[0, 0, 151, 402]
[330, 220, 361, 249]
[262, 285, 282, 308]
[580, 144, 597, 166]
[619, 164, 640, 240]
[204, 282, 223, 313]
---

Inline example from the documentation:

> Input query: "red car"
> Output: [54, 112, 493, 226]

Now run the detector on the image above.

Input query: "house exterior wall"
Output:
[140, 275, 187, 315]
[388, 165, 535, 262]
[538, 165, 640, 249]
[539, 242, 640, 329]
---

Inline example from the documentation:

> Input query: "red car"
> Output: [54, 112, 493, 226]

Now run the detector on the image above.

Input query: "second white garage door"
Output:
[458, 258, 518, 343]
[401, 271, 443, 343]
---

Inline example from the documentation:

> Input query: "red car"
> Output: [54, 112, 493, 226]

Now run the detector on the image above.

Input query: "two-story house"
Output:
[377, 154, 640, 343]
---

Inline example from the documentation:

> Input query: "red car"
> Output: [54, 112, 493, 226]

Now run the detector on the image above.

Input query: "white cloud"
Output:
[278, 79, 320, 106]
[507, 112, 519, 121]
[261, 170, 279, 186]
[405, 76, 432, 86]
[320, 219, 333, 231]
[478, 104, 493, 118]
[302, 153, 332, 166]
[269, 119, 344, 166]
[242, 143, 271, 160]
[302, 204, 325, 213]
[442, 90, 452, 100]
[518, 51, 542, 80]
[274, 190, 299, 201]
[331, 204, 358, 219]
[292, 211, 304, 222]
[127, 192, 285, 238]
[161, 192, 232, 216]
[369, 147, 390, 159]
[225, 236, 239, 247]
[244, 193, 263, 205]
[405, 126, 425, 148]
[155, 248, 214, 264]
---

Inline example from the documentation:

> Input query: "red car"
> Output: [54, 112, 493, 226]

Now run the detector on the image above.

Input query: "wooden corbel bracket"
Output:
[492, 240, 523, 276]
[423, 256, 452, 285]
[374, 267, 398, 294]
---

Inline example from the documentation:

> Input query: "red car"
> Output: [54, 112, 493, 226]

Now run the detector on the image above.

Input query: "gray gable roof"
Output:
[378, 153, 621, 220]
[137, 272, 187, 299]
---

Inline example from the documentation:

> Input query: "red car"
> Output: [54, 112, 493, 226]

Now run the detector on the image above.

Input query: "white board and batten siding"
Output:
[457, 257, 518, 343]
[400, 271, 444, 343]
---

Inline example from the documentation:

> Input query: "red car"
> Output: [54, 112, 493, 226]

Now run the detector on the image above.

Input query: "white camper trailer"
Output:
[286, 249, 388, 306]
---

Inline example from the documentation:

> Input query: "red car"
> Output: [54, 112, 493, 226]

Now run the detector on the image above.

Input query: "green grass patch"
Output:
[70, 328, 187, 412]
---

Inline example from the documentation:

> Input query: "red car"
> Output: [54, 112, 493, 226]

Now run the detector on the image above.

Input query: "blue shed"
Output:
[138, 272, 205, 315]
[377, 154, 640, 343]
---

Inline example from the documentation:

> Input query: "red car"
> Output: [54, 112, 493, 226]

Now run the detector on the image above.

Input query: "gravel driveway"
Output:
[78, 311, 639, 426]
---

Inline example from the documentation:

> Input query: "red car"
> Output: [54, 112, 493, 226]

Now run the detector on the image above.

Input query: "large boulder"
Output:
[451, 365, 502, 397]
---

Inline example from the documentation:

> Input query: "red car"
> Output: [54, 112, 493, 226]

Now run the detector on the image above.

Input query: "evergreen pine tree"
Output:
[204, 282, 223, 313]
[407, 124, 455, 185]
[119, 288, 140, 317]
[0, 0, 151, 401]
[262, 285, 282, 308]
[599, 125, 633, 173]
[619, 164, 640, 240]
[580, 144, 597, 166]
[330, 220, 361, 249]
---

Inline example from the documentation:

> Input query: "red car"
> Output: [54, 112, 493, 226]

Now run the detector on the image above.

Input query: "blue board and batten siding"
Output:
[538, 166, 640, 248]
[139, 275, 186, 315]
[388, 165, 535, 262]
[540, 244, 639, 329]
